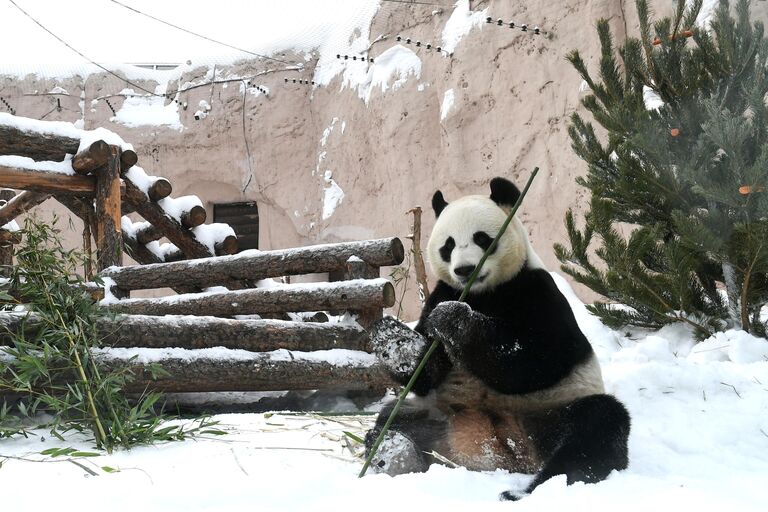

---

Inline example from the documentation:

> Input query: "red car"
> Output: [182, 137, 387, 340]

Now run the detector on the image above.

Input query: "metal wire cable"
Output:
[109, 0, 299, 67]
[6, 0, 161, 96]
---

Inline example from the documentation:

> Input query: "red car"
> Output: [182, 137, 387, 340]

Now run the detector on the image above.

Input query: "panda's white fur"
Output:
[426, 195, 544, 292]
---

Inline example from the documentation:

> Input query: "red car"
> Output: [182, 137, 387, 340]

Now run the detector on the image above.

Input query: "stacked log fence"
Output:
[0, 114, 403, 396]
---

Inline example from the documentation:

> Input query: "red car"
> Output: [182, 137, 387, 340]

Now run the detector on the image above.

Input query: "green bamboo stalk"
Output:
[359, 167, 540, 478]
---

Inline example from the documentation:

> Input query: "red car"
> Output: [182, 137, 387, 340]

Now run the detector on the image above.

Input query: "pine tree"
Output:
[556, 0, 768, 337]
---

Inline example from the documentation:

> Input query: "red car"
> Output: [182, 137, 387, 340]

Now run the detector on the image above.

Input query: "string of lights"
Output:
[0, 97, 16, 115]
[7, 0, 162, 97]
[485, 16, 541, 35]
[395, 35, 452, 55]
[108, 0, 299, 67]
[335, 54, 375, 63]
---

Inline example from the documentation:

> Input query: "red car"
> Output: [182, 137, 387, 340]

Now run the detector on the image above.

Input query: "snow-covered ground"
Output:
[2, 274, 767, 511]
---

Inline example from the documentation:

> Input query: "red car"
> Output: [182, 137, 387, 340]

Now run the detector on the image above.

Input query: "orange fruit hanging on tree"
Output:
[670, 128, 681, 137]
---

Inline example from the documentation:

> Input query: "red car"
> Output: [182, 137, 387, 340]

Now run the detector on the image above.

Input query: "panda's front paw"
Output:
[424, 301, 473, 359]
[370, 317, 428, 379]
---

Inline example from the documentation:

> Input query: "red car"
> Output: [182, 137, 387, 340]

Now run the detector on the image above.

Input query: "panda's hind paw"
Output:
[499, 490, 527, 501]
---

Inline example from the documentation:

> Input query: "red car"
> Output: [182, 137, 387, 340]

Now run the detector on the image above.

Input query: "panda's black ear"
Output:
[489, 177, 521, 208]
[432, 190, 448, 218]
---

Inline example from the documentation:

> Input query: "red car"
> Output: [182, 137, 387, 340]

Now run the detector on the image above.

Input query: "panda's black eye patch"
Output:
[473, 231, 495, 253]
[439, 237, 455, 262]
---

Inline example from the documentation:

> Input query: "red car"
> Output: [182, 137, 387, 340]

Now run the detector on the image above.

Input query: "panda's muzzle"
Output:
[454, 265, 475, 278]
[454, 265, 487, 285]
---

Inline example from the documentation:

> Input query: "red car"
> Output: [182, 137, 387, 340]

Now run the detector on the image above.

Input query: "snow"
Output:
[192, 222, 237, 254]
[111, 84, 183, 130]
[157, 195, 203, 222]
[3, 269, 768, 510]
[441, 88, 455, 121]
[0, 1, 381, 80]
[346, 45, 422, 104]
[0, 154, 75, 175]
[441, 0, 488, 54]
[322, 171, 345, 220]
[643, 85, 664, 111]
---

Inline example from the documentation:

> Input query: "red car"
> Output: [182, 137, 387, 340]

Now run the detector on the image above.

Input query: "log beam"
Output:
[180, 205, 206, 228]
[215, 235, 238, 256]
[101, 238, 404, 291]
[0, 312, 370, 352]
[0, 165, 97, 195]
[72, 140, 110, 175]
[147, 178, 172, 201]
[122, 179, 212, 259]
[105, 279, 396, 317]
[117, 356, 393, 393]
[0, 123, 79, 162]
[0, 190, 51, 226]
[120, 149, 138, 172]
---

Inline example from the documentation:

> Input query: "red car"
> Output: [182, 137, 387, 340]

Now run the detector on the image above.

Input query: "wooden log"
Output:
[120, 149, 138, 171]
[0, 123, 79, 162]
[105, 279, 396, 317]
[101, 237, 404, 291]
[94, 146, 122, 271]
[147, 178, 172, 201]
[122, 231, 163, 265]
[344, 256, 380, 330]
[0, 230, 21, 244]
[407, 206, 430, 302]
[215, 234, 238, 256]
[104, 354, 394, 393]
[134, 223, 162, 245]
[0, 191, 51, 226]
[122, 179, 212, 259]
[180, 204, 206, 228]
[71, 140, 109, 175]
[0, 312, 370, 352]
[0, 165, 97, 195]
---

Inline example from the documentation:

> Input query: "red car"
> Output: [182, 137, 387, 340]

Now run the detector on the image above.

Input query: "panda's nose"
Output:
[454, 265, 475, 278]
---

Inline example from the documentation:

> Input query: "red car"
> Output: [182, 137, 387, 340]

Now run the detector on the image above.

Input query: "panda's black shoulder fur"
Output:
[411, 265, 594, 397]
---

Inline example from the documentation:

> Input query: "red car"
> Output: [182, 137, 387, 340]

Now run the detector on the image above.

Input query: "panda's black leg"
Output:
[529, 394, 630, 493]
[364, 402, 447, 476]
[500, 394, 630, 500]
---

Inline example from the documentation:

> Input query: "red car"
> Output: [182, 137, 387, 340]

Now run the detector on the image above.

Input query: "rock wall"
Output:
[2, 0, 766, 319]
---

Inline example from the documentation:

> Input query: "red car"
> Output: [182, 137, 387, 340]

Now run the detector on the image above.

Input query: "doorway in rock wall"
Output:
[213, 201, 259, 251]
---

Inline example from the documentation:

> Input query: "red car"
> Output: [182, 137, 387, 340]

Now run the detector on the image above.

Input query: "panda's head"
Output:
[426, 177, 538, 293]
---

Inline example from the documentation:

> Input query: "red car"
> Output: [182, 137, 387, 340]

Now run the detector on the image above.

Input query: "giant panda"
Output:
[365, 177, 630, 500]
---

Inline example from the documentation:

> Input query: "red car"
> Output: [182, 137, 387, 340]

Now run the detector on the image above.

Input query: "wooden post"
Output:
[345, 255, 381, 329]
[94, 146, 123, 272]
[0, 190, 16, 277]
[407, 206, 430, 304]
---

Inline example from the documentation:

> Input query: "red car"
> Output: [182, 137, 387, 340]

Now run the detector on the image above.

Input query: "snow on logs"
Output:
[0, 190, 50, 226]
[0, 312, 371, 352]
[101, 237, 405, 291]
[0, 114, 226, 262]
[0, 312, 394, 392]
[105, 279, 396, 317]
